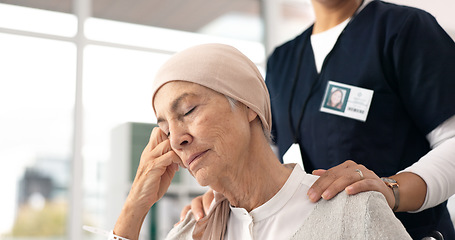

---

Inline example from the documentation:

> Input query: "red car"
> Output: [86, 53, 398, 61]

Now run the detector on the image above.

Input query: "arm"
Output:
[114, 127, 182, 240]
[351, 115, 455, 212]
[307, 116, 455, 212]
[384, 9, 455, 211]
[399, 114, 455, 212]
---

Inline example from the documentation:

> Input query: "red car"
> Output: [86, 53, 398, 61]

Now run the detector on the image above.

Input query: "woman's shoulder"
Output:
[290, 191, 412, 240]
[164, 210, 197, 240]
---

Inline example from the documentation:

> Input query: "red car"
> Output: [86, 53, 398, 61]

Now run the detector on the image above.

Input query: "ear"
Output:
[247, 107, 258, 123]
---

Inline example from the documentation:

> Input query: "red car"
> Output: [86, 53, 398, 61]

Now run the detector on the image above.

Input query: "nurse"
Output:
[266, 0, 455, 239]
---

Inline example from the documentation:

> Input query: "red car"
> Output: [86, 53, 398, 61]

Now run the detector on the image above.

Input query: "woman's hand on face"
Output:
[307, 160, 396, 210]
[127, 127, 183, 211]
[114, 127, 183, 240]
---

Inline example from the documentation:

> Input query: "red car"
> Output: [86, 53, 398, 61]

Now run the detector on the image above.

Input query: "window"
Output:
[0, 32, 76, 239]
[0, 1, 264, 239]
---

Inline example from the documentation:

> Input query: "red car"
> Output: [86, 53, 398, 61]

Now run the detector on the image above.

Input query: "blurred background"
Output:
[0, 0, 454, 239]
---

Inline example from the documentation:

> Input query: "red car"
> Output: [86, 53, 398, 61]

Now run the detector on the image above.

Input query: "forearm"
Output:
[113, 198, 150, 240]
[390, 115, 455, 212]
[398, 136, 455, 212]
[388, 172, 426, 212]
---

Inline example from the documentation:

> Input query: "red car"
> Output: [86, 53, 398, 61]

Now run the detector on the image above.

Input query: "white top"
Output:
[164, 178, 412, 240]
[310, 18, 349, 73]
[307, 0, 455, 212]
[225, 165, 318, 240]
[310, 0, 372, 73]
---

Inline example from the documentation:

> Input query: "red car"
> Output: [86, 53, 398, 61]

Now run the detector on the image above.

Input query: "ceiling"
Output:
[0, 0, 260, 33]
[0, 0, 453, 39]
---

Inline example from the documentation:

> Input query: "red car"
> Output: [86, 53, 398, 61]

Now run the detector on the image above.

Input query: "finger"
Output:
[345, 178, 389, 197]
[136, 139, 174, 180]
[149, 127, 168, 151]
[150, 139, 173, 157]
[129, 150, 180, 205]
[307, 170, 340, 202]
[344, 178, 396, 209]
[153, 152, 181, 199]
[178, 205, 191, 225]
[139, 127, 167, 160]
[345, 178, 379, 195]
[149, 150, 182, 171]
[155, 139, 184, 168]
[137, 150, 180, 186]
[202, 189, 215, 214]
[170, 162, 179, 172]
[319, 165, 373, 200]
[320, 172, 367, 200]
[147, 139, 184, 167]
[144, 128, 184, 168]
[312, 169, 327, 176]
[307, 160, 359, 202]
[191, 195, 205, 221]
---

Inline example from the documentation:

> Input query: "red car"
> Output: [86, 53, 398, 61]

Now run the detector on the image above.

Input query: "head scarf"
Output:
[151, 43, 271, 132]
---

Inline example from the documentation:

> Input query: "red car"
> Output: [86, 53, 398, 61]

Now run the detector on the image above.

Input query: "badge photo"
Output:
[320, 81, 374, 122]
[322, 85, 350, 112]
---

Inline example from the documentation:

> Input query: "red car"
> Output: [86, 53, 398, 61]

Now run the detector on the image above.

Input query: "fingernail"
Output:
[197, 213, 203, 221]
[308, 192, 318, 202]
[307, 188, 314, 196]
[321, 191, 330, 200]
[345, 186, 353, 194]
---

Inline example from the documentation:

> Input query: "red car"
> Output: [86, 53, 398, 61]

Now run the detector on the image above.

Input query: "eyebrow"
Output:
[156, 92, 194, 124]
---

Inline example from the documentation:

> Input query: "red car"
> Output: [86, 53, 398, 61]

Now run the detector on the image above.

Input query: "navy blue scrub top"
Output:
[266, 1, 455, 239]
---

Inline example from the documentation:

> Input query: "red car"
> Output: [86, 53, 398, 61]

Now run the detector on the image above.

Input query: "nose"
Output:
[168, 121, 192, 150]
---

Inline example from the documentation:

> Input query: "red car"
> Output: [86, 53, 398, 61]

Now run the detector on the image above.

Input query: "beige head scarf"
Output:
[151, 43, 271, 132]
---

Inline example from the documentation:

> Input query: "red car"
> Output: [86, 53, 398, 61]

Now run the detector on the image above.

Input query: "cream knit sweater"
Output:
[165, 191, 411, 240]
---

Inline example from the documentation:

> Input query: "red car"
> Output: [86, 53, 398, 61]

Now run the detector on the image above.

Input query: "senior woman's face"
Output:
[154, 81, 253, 186]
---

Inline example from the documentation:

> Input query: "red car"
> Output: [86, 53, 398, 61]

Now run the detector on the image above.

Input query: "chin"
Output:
[194, 176, 211, 187]
[193, 169, 213, 187]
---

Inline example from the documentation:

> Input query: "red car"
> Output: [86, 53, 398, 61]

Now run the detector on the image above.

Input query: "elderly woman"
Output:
[112, 44, 411, 240]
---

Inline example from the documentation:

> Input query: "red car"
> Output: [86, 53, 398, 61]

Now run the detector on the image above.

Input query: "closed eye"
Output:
[184, 106, 196, 116]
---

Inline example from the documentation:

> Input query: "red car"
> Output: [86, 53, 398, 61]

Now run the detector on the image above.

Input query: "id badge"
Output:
[320, 81, 374, 122]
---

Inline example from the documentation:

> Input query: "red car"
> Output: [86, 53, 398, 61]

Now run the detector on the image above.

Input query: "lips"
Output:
[186, 150, 209, 168]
